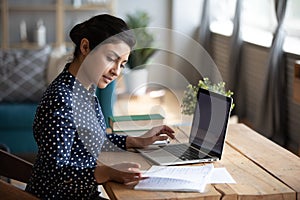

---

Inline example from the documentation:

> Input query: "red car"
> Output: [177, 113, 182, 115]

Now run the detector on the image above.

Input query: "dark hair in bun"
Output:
[69, 14, 136, 58]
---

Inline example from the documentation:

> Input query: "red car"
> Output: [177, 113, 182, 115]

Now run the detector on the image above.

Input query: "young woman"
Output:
[25, 14, 175, 200]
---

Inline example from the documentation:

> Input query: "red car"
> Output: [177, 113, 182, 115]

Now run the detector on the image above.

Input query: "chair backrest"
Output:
[0, 180, 39, 200]
[0, 149, 39, 200]
[0, 149, 33, 183]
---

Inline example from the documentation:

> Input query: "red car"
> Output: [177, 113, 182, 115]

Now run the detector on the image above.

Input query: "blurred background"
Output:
[1, 0, 299, 159]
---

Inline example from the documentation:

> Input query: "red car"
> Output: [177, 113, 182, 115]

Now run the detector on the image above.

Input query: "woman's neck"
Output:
[68, 59, 92, 90]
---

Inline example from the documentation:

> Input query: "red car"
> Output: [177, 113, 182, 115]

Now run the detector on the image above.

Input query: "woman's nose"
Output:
[110, 64, 121, 77]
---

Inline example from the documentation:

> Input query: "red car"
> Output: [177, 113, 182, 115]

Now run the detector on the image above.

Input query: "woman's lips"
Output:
[103, 75, 112, 83]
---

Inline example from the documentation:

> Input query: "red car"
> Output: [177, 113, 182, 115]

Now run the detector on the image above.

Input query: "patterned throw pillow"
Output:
[0, 46, 51, 102]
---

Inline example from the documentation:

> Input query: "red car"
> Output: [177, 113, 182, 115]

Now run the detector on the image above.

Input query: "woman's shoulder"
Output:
[41, 72, 75, 108]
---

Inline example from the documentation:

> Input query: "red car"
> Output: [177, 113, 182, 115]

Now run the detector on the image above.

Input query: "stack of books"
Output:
[108, 114, 165, 132]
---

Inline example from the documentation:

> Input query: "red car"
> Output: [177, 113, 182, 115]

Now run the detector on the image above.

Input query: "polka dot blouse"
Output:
[25, 64, 127, 200]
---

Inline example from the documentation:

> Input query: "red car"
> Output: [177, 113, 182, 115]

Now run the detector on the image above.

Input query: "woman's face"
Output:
[80, 41, 131, 89]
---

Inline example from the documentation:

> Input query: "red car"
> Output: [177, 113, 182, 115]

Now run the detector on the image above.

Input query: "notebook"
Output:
[137, 88, 233, 166]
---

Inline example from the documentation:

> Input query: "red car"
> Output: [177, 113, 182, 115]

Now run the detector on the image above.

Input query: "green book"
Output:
[108, 114, 165, 132]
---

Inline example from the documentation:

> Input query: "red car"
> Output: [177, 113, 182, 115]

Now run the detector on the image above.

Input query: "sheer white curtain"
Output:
[198, 0, 212, 54]
[258, 0, 288, 146]
[228, 0, 244, 117]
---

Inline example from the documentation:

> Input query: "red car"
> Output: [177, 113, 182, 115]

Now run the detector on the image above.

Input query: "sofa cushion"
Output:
[0, 128, 38, 154]
[0, 103, 37, 128]
[0, 46, 51, 102]
[0, 103, 38, 154]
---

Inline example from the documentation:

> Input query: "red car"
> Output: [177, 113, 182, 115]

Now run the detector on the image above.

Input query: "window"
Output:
[210, 0, 236, 36]
[241, 0, 277, 47]
[283, 0, 300, 55]
[203, 0, 300, 55]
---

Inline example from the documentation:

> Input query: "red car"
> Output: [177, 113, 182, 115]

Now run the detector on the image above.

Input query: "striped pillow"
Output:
[0, 46, 51, 102]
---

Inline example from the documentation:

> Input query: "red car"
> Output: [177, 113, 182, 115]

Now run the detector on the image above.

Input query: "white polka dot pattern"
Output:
[25, 64, 127, 199]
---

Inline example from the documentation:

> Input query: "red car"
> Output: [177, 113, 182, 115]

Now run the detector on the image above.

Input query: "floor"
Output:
[114, 88, 238, 127]
[114, 88, 195, 126]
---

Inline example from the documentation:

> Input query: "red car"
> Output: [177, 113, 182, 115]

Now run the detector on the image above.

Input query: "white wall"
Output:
[6, 0, 205, 90]
[115, 0, 173, 89]
[169, 0, 204, 89]
[115, 0, 205, 90]
[115, 0, 171, 28]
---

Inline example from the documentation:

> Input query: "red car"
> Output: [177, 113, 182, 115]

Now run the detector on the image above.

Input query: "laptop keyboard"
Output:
[163, 144, 208, 161]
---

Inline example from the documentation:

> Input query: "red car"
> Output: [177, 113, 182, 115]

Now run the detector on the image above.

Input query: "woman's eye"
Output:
[121, 62, 127, 68]
[107, 57, 115, 62]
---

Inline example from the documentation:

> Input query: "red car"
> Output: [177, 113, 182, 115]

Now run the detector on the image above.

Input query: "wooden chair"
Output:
[0, 149, 39, 200]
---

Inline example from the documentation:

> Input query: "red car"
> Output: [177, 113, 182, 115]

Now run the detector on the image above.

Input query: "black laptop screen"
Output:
[189, 88, 232, 157]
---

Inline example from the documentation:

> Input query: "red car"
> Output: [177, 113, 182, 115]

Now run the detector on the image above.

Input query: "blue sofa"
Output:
[0, 87, 115, 159]
[0, 47, 52, 159]
[0, 47, 115, 159]
[0, 103, 38, 154]
[0, 86, 115, 153]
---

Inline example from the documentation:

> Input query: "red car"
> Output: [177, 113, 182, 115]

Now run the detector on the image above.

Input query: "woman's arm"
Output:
[126, 125, 175, 149]
[94, 162, 142, 185]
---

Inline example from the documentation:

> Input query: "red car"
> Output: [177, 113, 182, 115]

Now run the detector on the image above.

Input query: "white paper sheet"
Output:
[135, 164, 214, 192]
[208, 168, 236, 184]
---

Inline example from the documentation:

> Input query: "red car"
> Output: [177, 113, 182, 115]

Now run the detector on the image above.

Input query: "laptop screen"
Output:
[189, 88, 232, 157]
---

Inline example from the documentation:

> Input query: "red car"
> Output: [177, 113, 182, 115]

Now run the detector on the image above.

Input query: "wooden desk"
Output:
[102, 124, 300, 200]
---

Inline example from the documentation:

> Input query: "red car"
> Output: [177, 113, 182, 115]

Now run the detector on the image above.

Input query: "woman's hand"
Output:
[126, 125, 175, 148]
[94, 162, 142, 185]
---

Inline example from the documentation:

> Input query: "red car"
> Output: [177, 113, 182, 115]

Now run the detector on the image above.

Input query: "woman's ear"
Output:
[80, 38, 91, 56]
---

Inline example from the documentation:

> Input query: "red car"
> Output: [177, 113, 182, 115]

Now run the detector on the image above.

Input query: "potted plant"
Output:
[123, 11, 157, 95]
[181, 77, 235, 115]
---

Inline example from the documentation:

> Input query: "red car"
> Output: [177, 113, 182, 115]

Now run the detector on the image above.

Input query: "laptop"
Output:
[137, 87, 233, 166]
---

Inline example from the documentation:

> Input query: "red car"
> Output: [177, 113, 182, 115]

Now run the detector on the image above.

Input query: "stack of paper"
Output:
[134, 164, 214, 192]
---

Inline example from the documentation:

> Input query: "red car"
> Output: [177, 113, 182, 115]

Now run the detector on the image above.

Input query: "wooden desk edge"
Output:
[226, 123, 300, 197]
[102, 123, 300, 200]
[103, 183, 117, 200]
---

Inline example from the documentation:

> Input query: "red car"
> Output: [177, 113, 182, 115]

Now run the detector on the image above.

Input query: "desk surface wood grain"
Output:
[226, 124, 300, 199]
[103, 124, 300, 200]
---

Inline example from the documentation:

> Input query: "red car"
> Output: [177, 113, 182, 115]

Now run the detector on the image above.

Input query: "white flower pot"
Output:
[123, 68, 148, 96]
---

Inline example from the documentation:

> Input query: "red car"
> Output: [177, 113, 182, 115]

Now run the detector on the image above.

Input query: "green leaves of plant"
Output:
[181, 77, 235, 115]
[126, 11, 157, 69]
